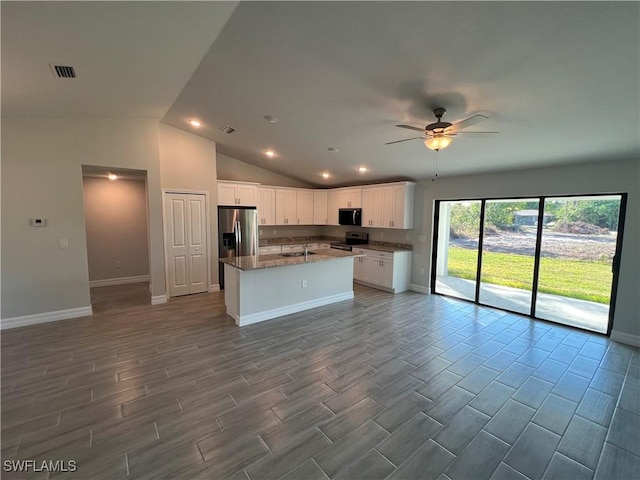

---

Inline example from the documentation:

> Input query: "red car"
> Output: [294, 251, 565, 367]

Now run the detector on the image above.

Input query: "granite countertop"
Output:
[220, 248, 363, 271]
[259, 236, 412, 253]
[358, 242, 413, 253]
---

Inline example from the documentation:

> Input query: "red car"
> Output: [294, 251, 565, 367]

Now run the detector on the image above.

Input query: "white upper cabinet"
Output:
[338, 188, 362, 208]
[221, 181, 413, 228]
[327, 191, 340, 225]
[296, 189, 314, 225]
[217, 181, 258, 206]
[257, 187, 276, 225]
[381, 182, 415, 229]
[275, 188, 297, 225]
[313, 190, 328, 225]
[362, 187, 384, 227]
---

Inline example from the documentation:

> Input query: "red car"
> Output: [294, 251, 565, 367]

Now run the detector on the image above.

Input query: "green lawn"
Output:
[447, 246, 612, 304]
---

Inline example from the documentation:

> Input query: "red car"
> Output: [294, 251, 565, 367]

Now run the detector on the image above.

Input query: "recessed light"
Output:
[327, 147, 339, 152]
[108, 173, 118, 181]
[189, 119, 201, 128]
[264, 150, 276, 158]
[321, 172, 330, 179]
[357, 166, 368, 173]
[263, 115, 278, 124]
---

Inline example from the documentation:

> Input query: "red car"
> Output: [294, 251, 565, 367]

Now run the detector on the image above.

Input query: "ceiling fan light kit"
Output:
[387, 107, 498, 151]
[425, 135, 452, 151]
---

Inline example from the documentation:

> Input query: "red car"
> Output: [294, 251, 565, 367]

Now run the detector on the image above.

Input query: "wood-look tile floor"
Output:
[2, 283, 639, 480]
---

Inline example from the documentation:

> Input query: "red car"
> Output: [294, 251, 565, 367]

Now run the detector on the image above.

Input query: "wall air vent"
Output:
[50, 64, 77, 78]
[219, 125, 236, 134]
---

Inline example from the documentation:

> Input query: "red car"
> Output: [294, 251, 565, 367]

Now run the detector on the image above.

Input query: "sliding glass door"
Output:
[432, 194, 626, 334]
[534, 196, 622, 333]
[478, 199, 539, 315]
[434, 200, 481, 301]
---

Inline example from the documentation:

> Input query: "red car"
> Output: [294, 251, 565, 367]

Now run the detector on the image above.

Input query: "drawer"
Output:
[259, 246, 281, 254]
[360, 248, 394, 260]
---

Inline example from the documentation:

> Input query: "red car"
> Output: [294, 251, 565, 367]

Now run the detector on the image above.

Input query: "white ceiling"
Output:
[1, 1, 238, 118]
[3, 2, 638, 186]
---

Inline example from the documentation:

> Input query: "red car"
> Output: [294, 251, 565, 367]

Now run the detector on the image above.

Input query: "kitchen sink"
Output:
[280, 251, 317, 257]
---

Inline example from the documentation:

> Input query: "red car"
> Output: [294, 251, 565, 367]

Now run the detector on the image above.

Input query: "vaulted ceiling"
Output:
[3, 2, 639, 186]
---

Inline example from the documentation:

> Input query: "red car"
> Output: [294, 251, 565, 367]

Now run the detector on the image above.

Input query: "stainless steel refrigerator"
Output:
[218, 206, 259, 289]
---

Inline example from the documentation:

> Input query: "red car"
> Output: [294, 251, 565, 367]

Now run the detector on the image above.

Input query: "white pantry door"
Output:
[165, 193, 208, 297]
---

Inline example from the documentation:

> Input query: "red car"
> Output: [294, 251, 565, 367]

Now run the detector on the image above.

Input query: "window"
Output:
[432, 194, 626, 334]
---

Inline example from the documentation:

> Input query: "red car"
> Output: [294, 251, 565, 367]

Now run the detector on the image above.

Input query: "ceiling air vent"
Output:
[50, 64, 77, 78]
[219, 125, 236, 134]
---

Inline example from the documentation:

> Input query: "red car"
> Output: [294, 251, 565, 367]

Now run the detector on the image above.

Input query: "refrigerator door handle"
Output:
[235, 220, 242, 256]
[236, 221, 242, 257]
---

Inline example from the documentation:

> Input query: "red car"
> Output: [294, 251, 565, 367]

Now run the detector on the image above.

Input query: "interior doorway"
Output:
[163, 191, 210, 298]
[82, 166, 151, 307]
[432, 194, 626, 334]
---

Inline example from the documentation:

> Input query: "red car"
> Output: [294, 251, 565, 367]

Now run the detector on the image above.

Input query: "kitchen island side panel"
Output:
[224, 257, 354, 326]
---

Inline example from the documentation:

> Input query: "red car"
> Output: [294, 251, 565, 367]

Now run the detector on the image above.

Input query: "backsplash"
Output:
[258, 225, 325, 239]
[258, 224, 415, 250]
[323, 225, 414, 245]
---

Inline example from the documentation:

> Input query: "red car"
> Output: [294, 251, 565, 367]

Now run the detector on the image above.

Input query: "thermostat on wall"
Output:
[30, 218, 47, 227]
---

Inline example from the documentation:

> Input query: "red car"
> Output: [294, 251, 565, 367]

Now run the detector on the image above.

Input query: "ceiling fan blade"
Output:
[449, 114, 489, 132]
[452, 132, 499, 138]
[396, 124, 425, 132]
[452, 131, 499, 134]
[385, 136, 423, 145]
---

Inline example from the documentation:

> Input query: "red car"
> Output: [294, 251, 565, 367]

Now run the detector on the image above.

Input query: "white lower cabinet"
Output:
[352, 248, 411, 293]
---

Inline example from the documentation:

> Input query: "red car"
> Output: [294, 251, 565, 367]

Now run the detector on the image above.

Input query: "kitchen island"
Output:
[220, 249, 362, 326]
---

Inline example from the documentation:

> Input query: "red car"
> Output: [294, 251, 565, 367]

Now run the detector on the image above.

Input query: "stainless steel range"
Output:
[330, 231, 369, 251]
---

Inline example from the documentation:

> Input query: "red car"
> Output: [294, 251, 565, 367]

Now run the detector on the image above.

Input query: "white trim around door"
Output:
[162, 189, 213, 299]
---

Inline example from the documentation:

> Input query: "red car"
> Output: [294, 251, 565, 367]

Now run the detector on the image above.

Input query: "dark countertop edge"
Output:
[219, 249, 363, 271]
[259, 238, 413, 253]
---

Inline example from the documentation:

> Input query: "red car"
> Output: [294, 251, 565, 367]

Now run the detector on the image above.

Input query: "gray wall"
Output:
[83, 176, 149, 282]
[1, 118, 165, 319]
[217, 153, 311, 188]
[409, 158, 639, 340]
[1, 118, 217, 321]
[158, 124, 218, 285]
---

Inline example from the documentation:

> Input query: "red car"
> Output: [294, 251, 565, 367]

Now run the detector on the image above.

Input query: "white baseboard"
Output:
[209, 284, 221, 292]
[232, 291, 354, 327]
[409, 284, 430, 294]
[90, 275, 150, 288]
[353, 279, 393, 293]
[610, 330, 640, 348]
[1, 306, 93, 330]
[151, 295, 167, 305]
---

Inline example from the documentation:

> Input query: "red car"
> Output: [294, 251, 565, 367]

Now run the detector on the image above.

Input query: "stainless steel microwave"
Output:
[338, 208, 362, 226]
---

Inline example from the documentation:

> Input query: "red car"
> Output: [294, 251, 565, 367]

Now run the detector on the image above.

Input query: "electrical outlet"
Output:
[420, 268, 425, 275]
[59, 239, 68, 249]
[301, 280, 307, 288]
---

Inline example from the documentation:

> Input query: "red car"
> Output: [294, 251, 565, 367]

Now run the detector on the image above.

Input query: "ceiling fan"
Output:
[386, 107, 498, 151]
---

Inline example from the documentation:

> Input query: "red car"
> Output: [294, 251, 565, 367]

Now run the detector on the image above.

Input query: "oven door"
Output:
[338, 208, 362, 226]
